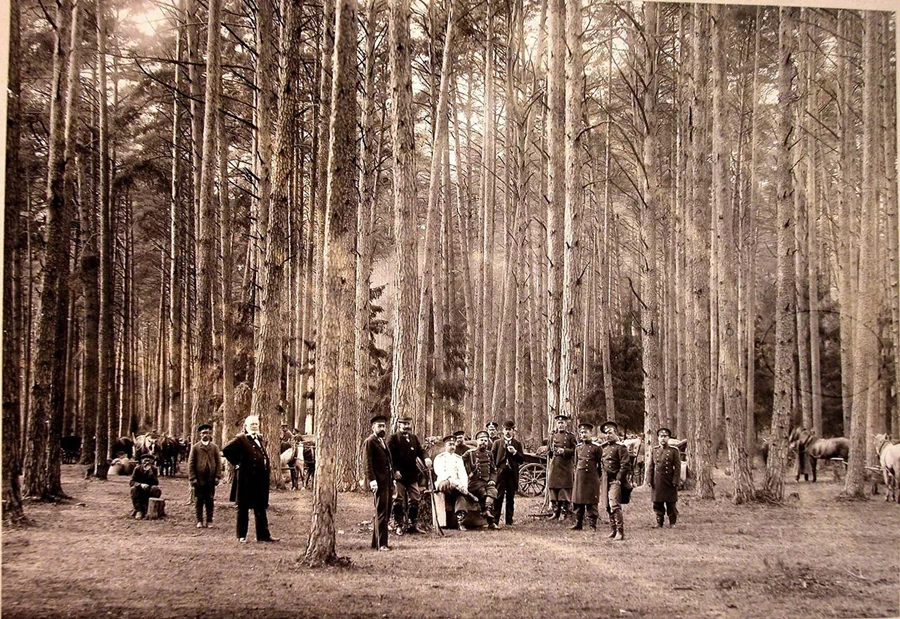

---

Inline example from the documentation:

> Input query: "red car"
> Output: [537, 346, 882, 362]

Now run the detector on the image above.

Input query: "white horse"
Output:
[874, 434, 900, 503]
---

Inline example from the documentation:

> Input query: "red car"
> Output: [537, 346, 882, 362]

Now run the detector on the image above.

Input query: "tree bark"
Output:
[711, 4, 755, 503]
[764, 6, 797, 503]
[306, 0, 358, 566]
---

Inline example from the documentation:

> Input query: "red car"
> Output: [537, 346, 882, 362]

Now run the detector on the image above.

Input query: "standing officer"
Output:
[485, 421, 500, 442]
[463, 431, 499, 529]
[570, 422, 603, 531]
[223, 415, 279, 543]
[647, 427, 681, 528]
[547, 414, 577, 520]
[492, 420, 524, 526]
[387, 416, 425, 534]
[599, 420, 631, 541]
[364, 414, 394, 551]
[188, 423, 222, 528]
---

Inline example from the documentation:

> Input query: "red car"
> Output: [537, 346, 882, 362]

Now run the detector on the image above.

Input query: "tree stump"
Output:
[147, 498, 166, 520]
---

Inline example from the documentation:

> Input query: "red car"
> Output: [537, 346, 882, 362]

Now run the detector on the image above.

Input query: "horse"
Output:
[788, 427, 850, 483]
[111, 436, 134, 459]
[874, 434, 900, 503]
[157, 435, 180, 477]
[280, 440, 302, 490]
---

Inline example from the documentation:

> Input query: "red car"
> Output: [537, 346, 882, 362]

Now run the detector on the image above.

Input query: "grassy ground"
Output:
[2, 463, 898, 619]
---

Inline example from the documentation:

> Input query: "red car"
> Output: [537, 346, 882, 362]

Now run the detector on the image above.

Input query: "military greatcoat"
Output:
[548, 430, 577, 489]
[572, 441, 603, 505]
[647, 444, 681, 503]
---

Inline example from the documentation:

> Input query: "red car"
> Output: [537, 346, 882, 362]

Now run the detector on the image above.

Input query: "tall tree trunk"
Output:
[414, 4, 455, 425]
[764, 6, 797, 503]
[546, 0, 565, 424]
[25, 0, 75, 496]
[711, 4, 755, 503]
[688, 4, 714, 498]
[305, 0, 358, 566]
[169, 3, 185, 440]
[843, 10, 881, 496]
[3, 0, 26, 520]
[218, 103, 234, 443]
[559, 0, 584, 421]
[639, 1, 662, 451]
[195, 0, 222, 446]
[388, 0, 418, 431]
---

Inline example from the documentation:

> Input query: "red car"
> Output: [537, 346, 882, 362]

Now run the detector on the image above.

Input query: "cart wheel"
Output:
[518, 463, 546, 497]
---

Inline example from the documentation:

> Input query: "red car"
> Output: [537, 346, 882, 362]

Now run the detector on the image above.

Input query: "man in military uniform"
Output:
[571, 422, 603, 531]
[463, 431, 499, 530]
[547, 414, 577, 520]
[486, 421, 500, 442]
[434, 435, 471, 529]
[599, 420, 631, 541]
[453, 430, 470, 457]
[387, 417, 426, 534]
[492, 420, 524, 526]
[647, 427, 681, 528]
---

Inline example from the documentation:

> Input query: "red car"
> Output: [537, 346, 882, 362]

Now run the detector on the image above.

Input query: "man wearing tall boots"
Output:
[433, 435, 471, 530]
[387, 416, 425, 534]
[570, 422, 603, 531]
[364, 415, 394, 551]
[223, 415, 279, 543]
[599, 420, 632, 541]
[648, 427, 681, 528]
[547, 414, 577, 521]
[463, 431, 499, 530]
[492, 420, 524, 526]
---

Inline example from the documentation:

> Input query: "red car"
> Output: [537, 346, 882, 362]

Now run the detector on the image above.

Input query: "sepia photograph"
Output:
[1, 0, 898, 616]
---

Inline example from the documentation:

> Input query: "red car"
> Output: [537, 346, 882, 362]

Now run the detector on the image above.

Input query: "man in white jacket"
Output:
[433, 435, 473, 530]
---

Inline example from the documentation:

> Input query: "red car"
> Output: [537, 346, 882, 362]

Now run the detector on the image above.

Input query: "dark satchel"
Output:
[620, 472, 634, 505]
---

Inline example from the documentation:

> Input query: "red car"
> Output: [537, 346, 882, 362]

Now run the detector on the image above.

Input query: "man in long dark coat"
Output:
[223, 415, 278, 543]
[364, 414, 393, 551]
[188, 423, 222, 528]
[570, 422, 603, 530]
[492, 420, 524, 526]
[387, 416, 425, 534]
[548, 414, 577, 520]
[647, 427, 681, 528]
[599, 420, 631, 541]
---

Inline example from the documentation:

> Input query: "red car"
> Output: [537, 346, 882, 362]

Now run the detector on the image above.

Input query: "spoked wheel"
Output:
[518, 463, 546, 497]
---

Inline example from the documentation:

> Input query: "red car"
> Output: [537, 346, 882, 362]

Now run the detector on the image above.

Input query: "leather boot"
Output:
[550, 501, 560, 520]
[655, 514, 664, 528]
[607, 515, 617, 538]
[560, 501, 570, 522]
[391, 503, 404, 532]
[588, 516, 597, 530]
[668, 511, 677, 528]
[613, 511, 625, 541]
[570, 511, 584, 530]
[406, 504, 421, 533]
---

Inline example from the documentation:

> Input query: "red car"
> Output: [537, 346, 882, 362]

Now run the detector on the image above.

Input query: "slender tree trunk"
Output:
[844, 11, 880, 496]
[546, 0, 565, 424]
[559, 0, 584, 421]
[711, 4, 755, 503]
[764, 6, 797, 503]
[688, 4, 714, 498]
[3, 0, 26, 520]
[168, 3, 185, 440]
[305, 0, 358, 566]
[388, 0, 418, 431]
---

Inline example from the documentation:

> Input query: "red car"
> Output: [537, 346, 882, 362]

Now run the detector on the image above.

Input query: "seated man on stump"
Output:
[129, 453, 162, 519]
[463, 431, 499, 530]
[433, 435, 472, 529]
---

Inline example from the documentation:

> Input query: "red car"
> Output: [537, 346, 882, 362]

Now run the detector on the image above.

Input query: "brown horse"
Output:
[788, 427, 850, 483]
[874, 434, 900, 503]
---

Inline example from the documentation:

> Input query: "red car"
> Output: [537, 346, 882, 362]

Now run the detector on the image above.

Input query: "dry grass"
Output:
[2, 463, 898, 619]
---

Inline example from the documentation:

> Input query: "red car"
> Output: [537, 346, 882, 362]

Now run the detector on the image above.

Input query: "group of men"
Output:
[128, 411, 682, 549]
[363, 415, 525, 551]
[547, 414, 682, 537]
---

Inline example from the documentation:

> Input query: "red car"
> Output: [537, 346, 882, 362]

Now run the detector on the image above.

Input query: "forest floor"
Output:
[2, 463, 898, 619]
